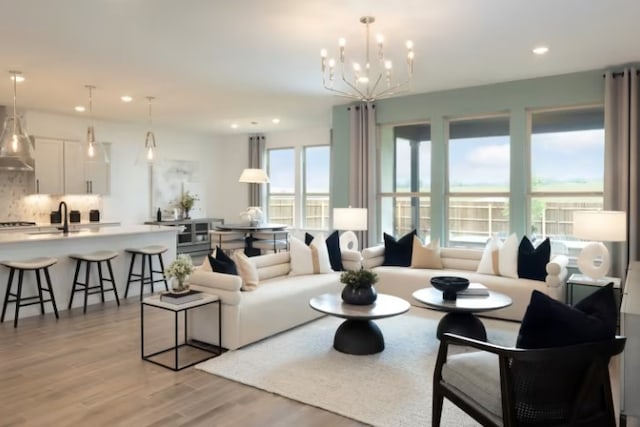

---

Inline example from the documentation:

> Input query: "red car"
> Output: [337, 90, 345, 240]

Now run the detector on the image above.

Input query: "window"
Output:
[447, 116, 510, 248]
[379, 124, 431, 240]
[267, 148, 295, 227]
[303, 146, 331, 229]
[266, 145, 331, 229]
[529, 107, 604, 259]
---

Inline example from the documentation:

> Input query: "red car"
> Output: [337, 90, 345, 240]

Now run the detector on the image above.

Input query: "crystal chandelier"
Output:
[320, 16, 415, 102]
[144, 96, 157, 163]
[0, 70, 35, 171]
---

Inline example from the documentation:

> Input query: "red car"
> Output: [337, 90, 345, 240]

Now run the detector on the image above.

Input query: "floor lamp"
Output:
[573, 210, 627, 281]
[333, 207, 368, 251]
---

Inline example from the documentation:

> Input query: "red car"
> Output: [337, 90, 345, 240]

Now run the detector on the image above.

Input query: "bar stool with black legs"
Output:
[124, 245, 169, 300]
[68, 250, 120, 313]
[1, 257, 59, 328]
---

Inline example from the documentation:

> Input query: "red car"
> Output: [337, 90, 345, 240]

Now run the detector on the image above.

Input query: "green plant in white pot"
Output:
[165, 254, 194, 293]
[340, 269, 379, 305]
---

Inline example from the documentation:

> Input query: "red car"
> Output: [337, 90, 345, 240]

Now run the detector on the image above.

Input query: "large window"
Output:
[266, 145, 331, 229]
[447, 116, 510, 248]
[379, 124, 431, 240]
[303, 145, 330, 229]
[267, 148, 295, 227]
[529, 107, 604, 259]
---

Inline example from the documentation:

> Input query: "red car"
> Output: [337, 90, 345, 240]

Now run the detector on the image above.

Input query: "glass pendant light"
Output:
[144, 96, 157, 164]
[0, 70, 34, 171]
[83, 84, 109, 164]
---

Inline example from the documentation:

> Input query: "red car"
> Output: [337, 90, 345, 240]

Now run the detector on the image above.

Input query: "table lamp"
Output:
[238, 168, 270, 226]
[333, 207, 368, 251]
[572, 210, 626, 280]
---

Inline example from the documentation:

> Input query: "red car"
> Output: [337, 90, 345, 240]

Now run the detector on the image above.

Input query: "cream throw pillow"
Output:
[289, 234, 333, 276]
[233, 251, 259, 291]
[476, 233, 519, 278]
[410, 236, 444, 269]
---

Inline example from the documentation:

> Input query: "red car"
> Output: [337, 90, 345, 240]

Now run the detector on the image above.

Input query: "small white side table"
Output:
[141, 293, 222, 371]
[566, 273, 621, 306]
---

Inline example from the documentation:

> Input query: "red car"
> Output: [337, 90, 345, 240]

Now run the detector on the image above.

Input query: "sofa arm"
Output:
[341, 249, 363, 271]
[362, 245, 385, 269]
[545, 255, 569, 301]
[188, 269, 242, 305]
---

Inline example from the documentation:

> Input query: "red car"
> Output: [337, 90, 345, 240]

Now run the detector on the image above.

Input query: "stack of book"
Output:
[457, 283, 490, 297]
[160, 289, 203, 304]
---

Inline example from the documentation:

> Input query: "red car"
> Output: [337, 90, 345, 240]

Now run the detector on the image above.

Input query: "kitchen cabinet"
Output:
[33, 138, 64, 194]
[63, 141, 110, 195]
[144, 218, 224, 258]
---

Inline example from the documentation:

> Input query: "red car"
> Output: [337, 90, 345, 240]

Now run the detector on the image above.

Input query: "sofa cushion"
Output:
[233, 251, 259, 291]
[410, 236, 443, 269]
[382, 230, 417, 267]
[516, 284, 617, 349]
[517, 237, 550, 281]
[477, 233, 518, 278]
[306, 230, 343, 272]
[289, 235, 333, 276]
[208, 247, 239, 276]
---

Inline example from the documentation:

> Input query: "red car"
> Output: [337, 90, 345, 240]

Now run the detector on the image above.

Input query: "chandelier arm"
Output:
[323, 83, 359, 99]
[370, 79, 412, 99]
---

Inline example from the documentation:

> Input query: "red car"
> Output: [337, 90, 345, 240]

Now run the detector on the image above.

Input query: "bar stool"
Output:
[68, 250, 120, 313]
[124, 245, 169, 300]
[1, 257, 59, 328]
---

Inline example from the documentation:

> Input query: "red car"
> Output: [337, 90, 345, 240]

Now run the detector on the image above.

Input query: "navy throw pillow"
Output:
[516, 284, 617, 349]
[517, 237, 551, 281]
[382, 230, 417, 267]
[208, 247, 238, 275]
[305, 230, 343, 271]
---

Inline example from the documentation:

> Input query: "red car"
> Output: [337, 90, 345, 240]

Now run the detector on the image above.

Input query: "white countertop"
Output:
[0, 224, 179, 244]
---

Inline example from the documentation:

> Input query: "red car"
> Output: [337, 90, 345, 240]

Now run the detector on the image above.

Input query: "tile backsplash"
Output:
[0, 171, 102, 223]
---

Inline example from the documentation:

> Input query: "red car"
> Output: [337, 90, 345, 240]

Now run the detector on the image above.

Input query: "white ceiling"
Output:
[1, 0, 639, 135]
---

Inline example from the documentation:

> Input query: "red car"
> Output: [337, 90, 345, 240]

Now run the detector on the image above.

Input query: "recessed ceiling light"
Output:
[10, 75, 25, 83]
[231, 123, 239, 129]
[532, 46, 549, 55]
[74, 105, 86, 112]
[121, 95, 133, 102]
[272, 118, 280, 124]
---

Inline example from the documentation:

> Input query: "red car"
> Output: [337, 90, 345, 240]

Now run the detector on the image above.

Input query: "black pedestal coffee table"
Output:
[412, 287, 512, 341]
[309, 293, 410, 355]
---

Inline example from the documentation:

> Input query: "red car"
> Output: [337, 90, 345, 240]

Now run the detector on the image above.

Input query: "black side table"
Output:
[141, 293, 222, 371]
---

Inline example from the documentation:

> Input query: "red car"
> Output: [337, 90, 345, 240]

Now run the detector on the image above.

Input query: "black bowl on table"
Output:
[430, 276, 470, 301]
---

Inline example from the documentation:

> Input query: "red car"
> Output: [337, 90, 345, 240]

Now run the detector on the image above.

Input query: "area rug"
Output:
[196, 307, 520, 427]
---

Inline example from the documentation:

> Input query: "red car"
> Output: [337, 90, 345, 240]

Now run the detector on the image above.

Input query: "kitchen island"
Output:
[0, 225, 180, 322]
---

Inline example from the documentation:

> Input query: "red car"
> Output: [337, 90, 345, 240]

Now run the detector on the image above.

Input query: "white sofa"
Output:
[362, 245, 569, 321]
[188, 249, 362, 350]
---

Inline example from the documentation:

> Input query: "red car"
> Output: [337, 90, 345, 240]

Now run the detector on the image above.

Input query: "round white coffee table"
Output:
[309, 293, 410, 355]
[412, 287, 512, 341]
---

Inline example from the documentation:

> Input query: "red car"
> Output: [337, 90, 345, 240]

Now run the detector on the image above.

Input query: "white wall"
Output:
[23, 110, 224, 225]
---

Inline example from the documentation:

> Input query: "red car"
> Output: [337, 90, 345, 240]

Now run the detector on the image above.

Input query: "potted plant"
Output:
[340, 268, 379, 305]
[164, 254, 195, 293]
[178, 190, 198, 219]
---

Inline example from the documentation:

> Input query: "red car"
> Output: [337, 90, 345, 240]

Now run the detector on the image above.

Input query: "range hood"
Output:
[0, 106, 34, 172]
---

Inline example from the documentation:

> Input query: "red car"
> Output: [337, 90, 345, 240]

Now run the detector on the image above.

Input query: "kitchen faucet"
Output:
[57, 201, 69, 234]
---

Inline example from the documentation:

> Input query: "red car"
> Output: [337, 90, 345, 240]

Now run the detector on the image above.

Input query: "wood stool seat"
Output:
[124, 245, 169, 300]
[1, 257, 59, 327]
[68, 250, 120, 313]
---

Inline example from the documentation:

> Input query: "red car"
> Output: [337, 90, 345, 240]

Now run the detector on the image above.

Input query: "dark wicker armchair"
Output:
[432, 333, 626, 427]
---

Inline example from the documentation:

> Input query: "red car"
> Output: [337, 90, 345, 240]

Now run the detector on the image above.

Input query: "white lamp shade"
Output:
[573, 210, 627, 242]
[333, 208, 368, 231]
[238, 168, 270, 183]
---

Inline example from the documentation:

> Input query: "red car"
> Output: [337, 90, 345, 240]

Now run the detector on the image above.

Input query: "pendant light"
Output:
[144, 96, 157, 163]
[0, 70, 34, 171]
[84, 84, 97, 160]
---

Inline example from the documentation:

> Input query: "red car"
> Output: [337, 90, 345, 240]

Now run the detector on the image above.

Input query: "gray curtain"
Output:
[348, 102, 376, 248]
[604, 68, 640, 281]
[248, 135, 265, 207]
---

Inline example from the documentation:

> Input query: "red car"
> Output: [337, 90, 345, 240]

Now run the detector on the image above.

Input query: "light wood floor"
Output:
[0, 298, 366, 427]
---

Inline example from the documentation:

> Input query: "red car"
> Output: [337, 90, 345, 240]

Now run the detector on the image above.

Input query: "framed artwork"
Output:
[151, 159, 201, 217]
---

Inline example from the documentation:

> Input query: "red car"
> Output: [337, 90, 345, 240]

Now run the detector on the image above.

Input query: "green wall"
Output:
[331, 69, 605, 240]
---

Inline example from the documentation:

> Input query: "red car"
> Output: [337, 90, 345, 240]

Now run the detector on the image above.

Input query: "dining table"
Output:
[215, 223, 288, 256]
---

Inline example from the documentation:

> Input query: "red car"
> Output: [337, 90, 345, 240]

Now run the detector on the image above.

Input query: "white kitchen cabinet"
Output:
[33, 138, 64, 194]
[63, 141, 110, 195]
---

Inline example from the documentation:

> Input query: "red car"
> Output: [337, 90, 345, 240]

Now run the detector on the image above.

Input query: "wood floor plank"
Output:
[0, 298, 365, 427]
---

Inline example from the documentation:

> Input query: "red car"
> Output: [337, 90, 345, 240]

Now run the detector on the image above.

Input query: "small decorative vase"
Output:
[341, 285, 377, 305]
[183, 208, 191, 220]
[172, 278, 190, 294]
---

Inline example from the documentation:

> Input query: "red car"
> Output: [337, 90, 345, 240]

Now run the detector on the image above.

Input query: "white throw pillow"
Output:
[410, 236, 444, 269]
[289, 234, 333, 276]
[476, 233, 519, 278]
[233, 251, 259, 291]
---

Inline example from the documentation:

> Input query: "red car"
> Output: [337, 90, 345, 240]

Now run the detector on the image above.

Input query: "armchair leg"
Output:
[432, 388, 444, 427]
